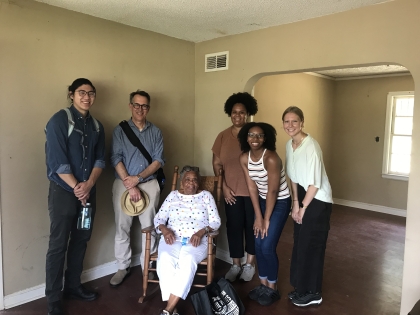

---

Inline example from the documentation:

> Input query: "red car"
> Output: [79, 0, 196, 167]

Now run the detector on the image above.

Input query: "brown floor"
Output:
[0, 205, 406, 315]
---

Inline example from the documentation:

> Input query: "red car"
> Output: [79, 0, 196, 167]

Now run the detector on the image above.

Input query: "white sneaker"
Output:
[239, 264, 255, 281]
[225, 264, 242, 282]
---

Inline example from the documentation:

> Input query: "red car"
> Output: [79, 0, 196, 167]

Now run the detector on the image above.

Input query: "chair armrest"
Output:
[208, 230, 219, 238]
[141, 226, 155, 234]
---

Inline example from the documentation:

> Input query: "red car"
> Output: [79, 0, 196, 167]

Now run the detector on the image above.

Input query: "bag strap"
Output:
[119, 120, 153, 165]
[64, 107, 75, 137]
[64, 107, 100, 135]
[45, 107, 99, 137]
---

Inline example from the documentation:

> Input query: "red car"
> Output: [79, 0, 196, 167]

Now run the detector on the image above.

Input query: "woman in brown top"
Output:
[212, 92, 258, 282]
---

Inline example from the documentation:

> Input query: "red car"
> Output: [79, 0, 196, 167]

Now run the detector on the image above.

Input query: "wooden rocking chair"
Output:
[138, 165, 223, 303]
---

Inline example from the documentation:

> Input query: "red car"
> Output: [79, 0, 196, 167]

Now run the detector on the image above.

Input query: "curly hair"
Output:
[224, 92, 258, 116]
[238, 122, 277, 152]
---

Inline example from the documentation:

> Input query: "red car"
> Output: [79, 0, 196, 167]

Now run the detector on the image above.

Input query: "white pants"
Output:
[112, 178, 160, 270]
[157, 238, 207, 301]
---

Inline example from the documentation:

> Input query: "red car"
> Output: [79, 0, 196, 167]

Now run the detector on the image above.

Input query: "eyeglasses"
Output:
[76, 90, 96, 98]
[131, 103, 150, 110]
[248, 133, 264, 139]
[181, 166, 199, 173]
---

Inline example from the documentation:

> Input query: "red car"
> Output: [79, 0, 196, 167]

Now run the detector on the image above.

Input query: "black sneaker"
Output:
[257, 287, 280, 306]
[248, 284, 267, 301]
[292, 291, 322, 307]
[288, 289, 298, 300]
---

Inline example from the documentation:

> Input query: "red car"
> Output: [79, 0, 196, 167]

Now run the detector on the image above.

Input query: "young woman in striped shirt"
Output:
[238, 122, 291, 306]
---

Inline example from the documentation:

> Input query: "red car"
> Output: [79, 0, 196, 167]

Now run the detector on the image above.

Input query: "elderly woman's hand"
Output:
[160, 226, 175, 245]
[190, 229, 206, 247]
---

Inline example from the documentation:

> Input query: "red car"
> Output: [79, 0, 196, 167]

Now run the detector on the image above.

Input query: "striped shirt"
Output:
[248, 149, 290, 200]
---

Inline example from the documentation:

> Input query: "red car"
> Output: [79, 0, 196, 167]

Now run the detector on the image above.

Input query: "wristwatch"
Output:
[137, 175, 143, 182]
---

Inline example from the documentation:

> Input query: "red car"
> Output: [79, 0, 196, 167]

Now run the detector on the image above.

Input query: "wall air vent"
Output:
[205, 51, 229, 72]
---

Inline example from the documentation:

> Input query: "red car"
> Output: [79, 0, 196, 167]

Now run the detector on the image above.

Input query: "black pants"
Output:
[45, 181, 96, 303]
[290, 184, 332, 293]
[225, 196, 255, 258]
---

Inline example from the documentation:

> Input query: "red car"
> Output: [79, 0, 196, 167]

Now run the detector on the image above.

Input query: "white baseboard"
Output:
[333, 198, 406, 217]
[4, 254, 142, 309]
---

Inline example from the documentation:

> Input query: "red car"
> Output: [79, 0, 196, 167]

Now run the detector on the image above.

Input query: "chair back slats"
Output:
[170, 165, 179, 191]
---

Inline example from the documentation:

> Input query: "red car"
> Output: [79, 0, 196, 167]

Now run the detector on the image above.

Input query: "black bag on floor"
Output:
[191, 278, 245, 315]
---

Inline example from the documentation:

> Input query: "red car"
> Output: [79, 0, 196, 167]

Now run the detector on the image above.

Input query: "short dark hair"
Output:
[180, 165, 200, 179]
[129, 90, 150, 104]
[224, 92, 258, 116]
[68, 78, 95, 99]
[282, 106, 304, 122]
[238, 122, 277, 152]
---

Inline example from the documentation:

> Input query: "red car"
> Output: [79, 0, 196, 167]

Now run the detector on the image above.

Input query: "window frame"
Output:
[382, 91, 414, 181]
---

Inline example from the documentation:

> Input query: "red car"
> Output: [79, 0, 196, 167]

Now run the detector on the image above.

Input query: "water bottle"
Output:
[77, 203, 92, 230]
[181, 237, 189, 246]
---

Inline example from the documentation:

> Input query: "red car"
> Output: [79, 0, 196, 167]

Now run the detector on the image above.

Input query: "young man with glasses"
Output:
[109, 89, 165, 287]
[45, 78, 105, 315]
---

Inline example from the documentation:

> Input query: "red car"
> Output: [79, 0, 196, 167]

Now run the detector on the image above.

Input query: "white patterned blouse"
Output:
[154, 190, 221, 239]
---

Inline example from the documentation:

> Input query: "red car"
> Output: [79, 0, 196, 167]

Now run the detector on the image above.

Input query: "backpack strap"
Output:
[63, 107, 75, 137]
[92, 117, 100, 133]
[64, 107, 100, 135]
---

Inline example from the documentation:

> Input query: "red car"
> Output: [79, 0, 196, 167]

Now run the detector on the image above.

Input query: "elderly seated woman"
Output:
[154, 165, 221, 315]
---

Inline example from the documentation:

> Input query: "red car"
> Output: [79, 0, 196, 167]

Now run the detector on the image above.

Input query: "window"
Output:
[382, 91, 414, 181]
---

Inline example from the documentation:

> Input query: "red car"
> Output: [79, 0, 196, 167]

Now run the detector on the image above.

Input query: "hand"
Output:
[123, 175, 139, 190]
[291, 203, 300, 222]
[128, 187, 142, 202]
[223, 185, 236, 205]
[294, 208, 306, 224]
[190, 230, 205, 247]
[296, 207, 306, 225]
[80, 194, 90, 206]
[73, 181, 93, 200]
[162, 226, 175, 245]
[261, 220, 270, 239]
[253, 217, 264, 238]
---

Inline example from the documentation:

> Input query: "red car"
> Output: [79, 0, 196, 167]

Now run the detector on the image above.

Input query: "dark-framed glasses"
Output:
[248, 132, 264, 139]
[76, 90, 96, 98]
[131, 103, 150, 110]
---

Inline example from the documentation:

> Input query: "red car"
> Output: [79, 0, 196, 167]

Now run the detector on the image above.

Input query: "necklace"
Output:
[292, 135, 306, 147]
[250, 149, 265, 162]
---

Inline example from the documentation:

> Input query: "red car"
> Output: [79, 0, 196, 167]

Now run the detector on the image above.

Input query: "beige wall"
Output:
[2, 0, 420, 314]
[253, 73, 335, 170]
[0, 0, 195, 295]
[253, 73, 412, 210]
[195, 0, 420, 314]
[331, 75, 413, 209]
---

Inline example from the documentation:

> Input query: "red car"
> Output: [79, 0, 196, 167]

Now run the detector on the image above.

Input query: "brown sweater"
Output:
[212, 127, 249, 197]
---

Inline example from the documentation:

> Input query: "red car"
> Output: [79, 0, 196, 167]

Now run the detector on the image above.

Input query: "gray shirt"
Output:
[110, 119, 164, 180]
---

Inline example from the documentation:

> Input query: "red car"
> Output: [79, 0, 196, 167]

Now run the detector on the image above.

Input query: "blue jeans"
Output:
[255, 196, 291, 283]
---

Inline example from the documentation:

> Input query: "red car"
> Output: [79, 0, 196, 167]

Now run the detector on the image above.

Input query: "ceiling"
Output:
[34, 0, 410, 78]
[36, 0, 393, 43]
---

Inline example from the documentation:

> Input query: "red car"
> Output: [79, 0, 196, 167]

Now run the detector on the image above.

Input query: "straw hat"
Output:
[120, 189, 150, 216]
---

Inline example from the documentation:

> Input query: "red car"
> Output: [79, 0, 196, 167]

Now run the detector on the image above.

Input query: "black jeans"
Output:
[225, 196, 255, 258]
[45, 181, 96, 303]
[290, 184, 332, 293]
